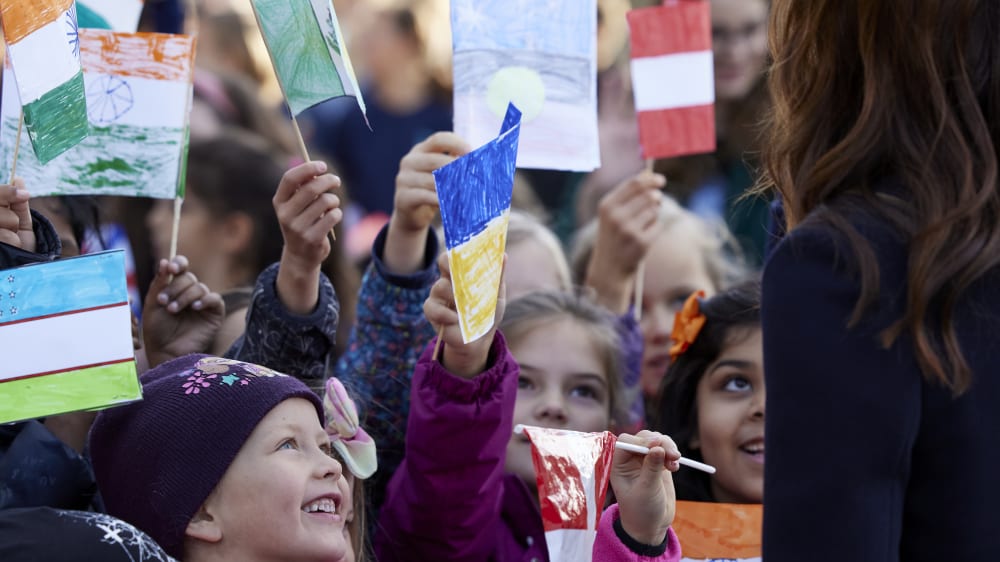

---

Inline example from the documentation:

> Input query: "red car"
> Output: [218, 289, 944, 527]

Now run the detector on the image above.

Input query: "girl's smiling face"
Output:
[505, 318, 613, 492]
[194, 398, 350, 561]
[691, 328, 765, 503]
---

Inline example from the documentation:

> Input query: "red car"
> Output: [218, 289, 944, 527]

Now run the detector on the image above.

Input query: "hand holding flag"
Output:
[610, 431, 682, 547]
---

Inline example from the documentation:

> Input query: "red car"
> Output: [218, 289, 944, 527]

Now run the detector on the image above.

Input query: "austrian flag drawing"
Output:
[0, 0, 89, 163]
[628, 1, 716, 159]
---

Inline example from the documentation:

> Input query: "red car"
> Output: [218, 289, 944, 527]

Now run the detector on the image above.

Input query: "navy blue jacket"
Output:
[761, 207, 1000, 560]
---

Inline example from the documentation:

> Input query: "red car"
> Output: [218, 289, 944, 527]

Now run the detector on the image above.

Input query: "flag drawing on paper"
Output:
[522, 425, 617, 562]
[673, 501, 762, 562]
[627, 2, 716, 159]
[0, 250, 140, 425]
[251, 0, 366, 118]
[433, 103, 521, 343]
[0, 0, 89, 164]
[1, 30, 196, 198]
[451, 0, 599, 171]
[76, 0, 145, 32]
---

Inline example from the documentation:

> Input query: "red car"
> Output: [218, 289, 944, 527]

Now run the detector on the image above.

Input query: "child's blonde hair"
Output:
[507, 209, 573, 292]
[500, 290, 628, 428]
[570, 193, 748, 291]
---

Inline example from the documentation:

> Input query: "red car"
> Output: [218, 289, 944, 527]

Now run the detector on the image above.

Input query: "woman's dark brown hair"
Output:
[758, 0, 1000, 393]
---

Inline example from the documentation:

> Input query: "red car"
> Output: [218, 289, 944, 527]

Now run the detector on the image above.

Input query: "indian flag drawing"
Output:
[0, 0, 89, 164]
[251, 0, 366, 118]
[0, 250, 140, 425]
[77, 0, 145, 32]
[1, 29, 196, 198]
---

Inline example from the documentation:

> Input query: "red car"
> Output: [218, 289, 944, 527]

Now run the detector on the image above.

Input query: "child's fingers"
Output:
[166, 255, 190, 276]
[396, 169, 437, 194]
[396, 183, 439, 210]
[166, 281, 212, 313]
[436, 251, 452, 280]
[302, 206, 343, 242]
[273, 161, 328, 205]
[289, 192, 341, 235]
[196, 290, 225, 314]
[280, 174, 341, 221]
[417, 131, 473, 157]
[401, 151, 457, 175]
[157, 271, 198, 307]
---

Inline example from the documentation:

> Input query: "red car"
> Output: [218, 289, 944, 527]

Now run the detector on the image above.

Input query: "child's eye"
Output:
[517, 377, 535, 391]
[279, 438, 298, 451]
[723, 377, 752, 392]
[570, 385, 601, 401]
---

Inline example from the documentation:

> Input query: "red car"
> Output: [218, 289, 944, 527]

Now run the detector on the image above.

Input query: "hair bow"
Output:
[668, 290, 707, 361]
[323, 377, 377, 479]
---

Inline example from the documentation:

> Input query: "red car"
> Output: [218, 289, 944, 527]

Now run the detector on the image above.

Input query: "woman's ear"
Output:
[185, 504, 223, 544]
[218, 211, 254, 255]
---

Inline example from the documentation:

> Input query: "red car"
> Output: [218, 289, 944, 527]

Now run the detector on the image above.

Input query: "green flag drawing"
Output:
[252, 0, 366, 118]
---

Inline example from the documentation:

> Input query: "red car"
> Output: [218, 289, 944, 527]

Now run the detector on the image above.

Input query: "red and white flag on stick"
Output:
[627, 0, 715, 159]
[521, 425, 617, 562]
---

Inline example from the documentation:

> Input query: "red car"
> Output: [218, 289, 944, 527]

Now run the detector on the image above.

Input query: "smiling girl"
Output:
[654, 283, 763, 503]
[89, 356, 358, 561]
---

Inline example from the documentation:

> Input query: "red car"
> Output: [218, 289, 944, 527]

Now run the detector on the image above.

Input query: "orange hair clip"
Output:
[668, 290, 707, 361]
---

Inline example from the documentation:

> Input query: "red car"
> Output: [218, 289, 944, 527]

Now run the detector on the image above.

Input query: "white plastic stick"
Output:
[514, 424, 716, 474]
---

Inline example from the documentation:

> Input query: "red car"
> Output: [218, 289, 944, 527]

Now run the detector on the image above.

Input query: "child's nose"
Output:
[317, 451, 344, 480]
[533, 391, 568, 426]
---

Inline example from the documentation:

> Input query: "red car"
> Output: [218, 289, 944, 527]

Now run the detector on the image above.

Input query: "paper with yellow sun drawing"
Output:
[451, 0, 599, 171]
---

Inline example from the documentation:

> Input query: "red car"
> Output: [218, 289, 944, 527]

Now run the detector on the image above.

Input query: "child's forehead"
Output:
[512, 318, 613, 378]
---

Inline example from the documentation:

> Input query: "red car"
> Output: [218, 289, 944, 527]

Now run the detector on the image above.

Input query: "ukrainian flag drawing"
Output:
[434, 103, 522, 343]
[0, 250, 140, 424]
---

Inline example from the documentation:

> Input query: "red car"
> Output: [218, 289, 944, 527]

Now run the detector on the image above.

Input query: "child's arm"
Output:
[384, 132, 470, 275]
[141, 255, 225, 368]
[584, 172, 665, 315]
[225, 162, 341, 391]
[375, 253, 515, 561]
[585, 173, 666, 431]
[333, 133, 468, 512]
[593, 431, 683, 561]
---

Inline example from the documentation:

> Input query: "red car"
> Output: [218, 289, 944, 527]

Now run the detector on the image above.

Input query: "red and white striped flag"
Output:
[522, 425, 617, 562]
[628, 1, 715, 159]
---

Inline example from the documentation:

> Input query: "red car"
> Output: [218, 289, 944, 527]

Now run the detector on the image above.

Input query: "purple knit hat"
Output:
[88, 354, 323, 558]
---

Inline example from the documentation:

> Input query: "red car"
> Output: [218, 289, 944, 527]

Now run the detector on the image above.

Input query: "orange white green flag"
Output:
[1, 29, 196, 198]
[0, 0, 89, 163]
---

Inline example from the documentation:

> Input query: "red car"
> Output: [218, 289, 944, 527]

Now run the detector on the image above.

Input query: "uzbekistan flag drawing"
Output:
[434, 103, 522, 343]
[76, 0, 144, 32]
[251, 0, 366, 119]
[628, 1, 716, 159]
[0, 250, 140, 425]
[1, 30, 196, 198]
[0, 0, 89, 163]
[522, 425, 617, 562]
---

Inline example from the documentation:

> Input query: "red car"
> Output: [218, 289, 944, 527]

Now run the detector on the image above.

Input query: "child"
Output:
[374, 254, 683, 561]
[89, 355, 359, 561]
[573, 183, 747, 407]
[654, 283, 763, 504]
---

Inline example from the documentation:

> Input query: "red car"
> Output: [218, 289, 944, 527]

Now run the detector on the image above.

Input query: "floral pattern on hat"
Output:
[176, 357, 289, 396]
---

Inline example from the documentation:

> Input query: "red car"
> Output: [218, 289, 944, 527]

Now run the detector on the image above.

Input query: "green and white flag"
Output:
[251, 0, 366, 118]
[1, 29, 196, 198]
[0, 0, 89, 164]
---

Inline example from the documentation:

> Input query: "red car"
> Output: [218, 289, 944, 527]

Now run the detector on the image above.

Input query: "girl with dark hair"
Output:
[654, 283, 763, 504]
[759, 1, 1000, 559]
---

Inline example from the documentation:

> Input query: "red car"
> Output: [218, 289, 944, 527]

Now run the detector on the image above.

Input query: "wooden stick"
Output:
[431, 326, 445, 363]
[290, 114, 311, 162]
[9, 110, 23, 183]
[633, 158, 657, 322]
[169, 197, 183, 260]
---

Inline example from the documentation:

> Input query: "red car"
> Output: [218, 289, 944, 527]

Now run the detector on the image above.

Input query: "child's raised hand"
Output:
[142, 256, 225, 368]
[585, 172, 666, 314]
[385, 132, 472, 274]
[273, 161, 342, 314]
[422, 251, 506, 378]
[610, 430, 681, 546]
[0, 178, 34, 251]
